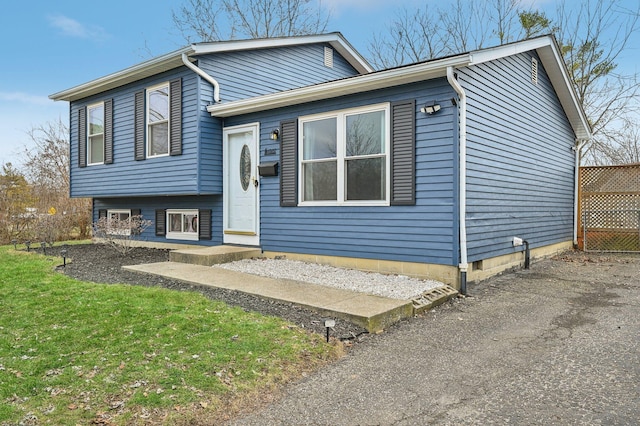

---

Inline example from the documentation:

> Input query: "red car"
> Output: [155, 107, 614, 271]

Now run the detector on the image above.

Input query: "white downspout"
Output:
[447, 66, 468, 293]
[573, 139, 588, 246]
[181, 53, 221, 103]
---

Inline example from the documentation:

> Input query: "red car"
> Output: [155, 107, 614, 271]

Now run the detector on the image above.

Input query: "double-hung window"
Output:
[166, 209, 198, 241]
[87, 102, 104, 165]
[147, 82, 170, 157]
[300, 104, 390, 205]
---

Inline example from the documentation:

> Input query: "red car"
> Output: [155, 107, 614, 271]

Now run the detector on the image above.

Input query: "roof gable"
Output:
[49, 33, 371, 102]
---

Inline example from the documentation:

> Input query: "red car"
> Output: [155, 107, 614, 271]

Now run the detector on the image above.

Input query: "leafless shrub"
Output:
[92, 215, 151, 255]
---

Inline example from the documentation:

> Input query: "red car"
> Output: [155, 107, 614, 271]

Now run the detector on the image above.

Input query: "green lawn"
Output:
[0, 245, 342, 425]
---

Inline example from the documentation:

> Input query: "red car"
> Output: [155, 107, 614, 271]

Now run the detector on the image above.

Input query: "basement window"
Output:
[166, 209, 199, 241]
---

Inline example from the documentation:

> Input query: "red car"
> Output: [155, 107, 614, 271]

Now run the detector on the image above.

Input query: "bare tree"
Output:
[0, 162, 33, 243]
[552, 0, 640, 164]
[369, 0, 640, 166]
[22, 119, 92, 240]
[172, 0, 330, 42]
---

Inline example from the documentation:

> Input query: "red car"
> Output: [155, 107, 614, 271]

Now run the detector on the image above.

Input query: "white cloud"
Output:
[47, 14, 109, 40]
[0, 92, 51, 106]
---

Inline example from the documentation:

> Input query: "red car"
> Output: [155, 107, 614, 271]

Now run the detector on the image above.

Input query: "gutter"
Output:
[207, 55, 471, 117]
[447, 66, 468, 295]
[573, 139, 589, 246]
[181, 53, 221, 103]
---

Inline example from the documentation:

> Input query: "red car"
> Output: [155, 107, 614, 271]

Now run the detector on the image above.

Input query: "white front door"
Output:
[223, 123, 260, 245]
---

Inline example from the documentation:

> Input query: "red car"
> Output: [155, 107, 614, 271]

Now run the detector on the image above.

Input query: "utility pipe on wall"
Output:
[181, 53, 221, 103]
[447, 66, 468, 295]
[573, 139, 588, 247]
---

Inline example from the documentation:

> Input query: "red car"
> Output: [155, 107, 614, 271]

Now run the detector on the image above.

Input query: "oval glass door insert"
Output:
[239, 144, 251, 191]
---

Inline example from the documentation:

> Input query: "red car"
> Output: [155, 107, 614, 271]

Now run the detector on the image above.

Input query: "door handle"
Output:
[252, 177, 259, 187]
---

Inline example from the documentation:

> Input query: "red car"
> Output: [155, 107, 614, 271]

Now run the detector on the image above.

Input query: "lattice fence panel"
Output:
[580, 165, 640, 252]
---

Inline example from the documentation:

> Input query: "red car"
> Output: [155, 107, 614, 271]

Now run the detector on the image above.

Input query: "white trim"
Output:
[208, 55, 470, 118]
[49, 33, 371, 102]
[222, 122, 261, 246]
[298, 103, 390, 206]
[87, 101, 105, 166]
[146, 82, 170, 158]
[166, 209, 199, 241]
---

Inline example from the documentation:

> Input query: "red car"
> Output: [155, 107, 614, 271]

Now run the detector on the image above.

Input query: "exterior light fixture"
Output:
[60, 247, 68, 267]
[11, 239, 17, 250]
[421, 102, 441, 115]
[25, 241, 31, 252]
[40, 241, 47, 255]
[324, 318, 336, 342]
[270, 128, 280, 140]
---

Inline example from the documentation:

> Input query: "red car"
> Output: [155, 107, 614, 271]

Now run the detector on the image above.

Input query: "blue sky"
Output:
[1, 0, 638, 166]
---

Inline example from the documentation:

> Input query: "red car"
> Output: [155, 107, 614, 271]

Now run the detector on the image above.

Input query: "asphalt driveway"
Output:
[229, 252, 640, 425]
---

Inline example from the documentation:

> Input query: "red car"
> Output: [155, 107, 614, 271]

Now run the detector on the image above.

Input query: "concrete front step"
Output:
[169, 245, 261, 266]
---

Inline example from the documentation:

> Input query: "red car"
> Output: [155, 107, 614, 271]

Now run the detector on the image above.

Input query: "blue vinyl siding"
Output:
[70, 67, 223, 198]
[197, 43, 359, 102]
[459, 51, 576, 262]
[226, 80, 459, 266]
[94, 196, 223, 246]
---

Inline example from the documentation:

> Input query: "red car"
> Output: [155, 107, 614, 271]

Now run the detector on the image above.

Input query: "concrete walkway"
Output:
[124, 261, 418, 332]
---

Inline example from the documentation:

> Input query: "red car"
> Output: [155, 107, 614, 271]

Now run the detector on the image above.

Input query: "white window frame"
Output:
[166, 209, 199, 241]
[146, 82, 170, 158]
[107, 209, 131, 236]
[298, 103, 391, 207]
[87, 101, 105, 166]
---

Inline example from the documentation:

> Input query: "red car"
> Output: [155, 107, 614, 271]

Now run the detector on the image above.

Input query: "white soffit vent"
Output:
[324, 46, 334, 68]
[531, 57, 538, 85]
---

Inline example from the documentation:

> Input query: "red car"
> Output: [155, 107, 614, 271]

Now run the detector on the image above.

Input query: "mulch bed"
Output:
[29, 243, 370, 341]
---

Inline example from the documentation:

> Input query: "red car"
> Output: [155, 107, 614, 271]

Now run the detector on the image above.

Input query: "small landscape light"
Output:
[11, 239, 17, 250]
[324, 318, 336, 343]
[60, 248, 68, 267]
[40, 241, 47, 255]
[25, 241, 31, 252]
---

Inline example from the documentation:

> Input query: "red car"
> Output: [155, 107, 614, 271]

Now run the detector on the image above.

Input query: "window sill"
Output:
[166, 232, 198, 241]
[298, 200, 390, 207]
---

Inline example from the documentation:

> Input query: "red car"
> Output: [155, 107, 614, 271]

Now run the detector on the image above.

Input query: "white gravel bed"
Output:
[214, 258, 445, 300]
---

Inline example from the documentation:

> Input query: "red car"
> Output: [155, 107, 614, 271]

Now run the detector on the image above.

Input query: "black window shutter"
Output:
[280, 119, 298, 207]
[390, 99, 416, 206]
[198, 209, 212, 240]
[169, 79, 182, 156]
[98, 209, 107, 219]
[78, 107, 87, 168]
[155, 209, 166, 236]
[104, 99, 114, 164]
[134, 91, 145, 161]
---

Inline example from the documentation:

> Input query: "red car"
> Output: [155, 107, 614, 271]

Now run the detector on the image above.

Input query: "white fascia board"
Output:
[468, 36, 553, 65]
[191, 32, 372, 74]
[536, 43, 592, 140]
[50, 46, 194, 102]
[207, 55, 471, 117]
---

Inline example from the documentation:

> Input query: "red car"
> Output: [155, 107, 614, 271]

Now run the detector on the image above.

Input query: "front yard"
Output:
[0, 245, 342, 425]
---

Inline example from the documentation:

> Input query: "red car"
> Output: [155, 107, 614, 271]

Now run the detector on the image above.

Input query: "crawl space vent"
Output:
[531, 57, 538, 85]
[324, 46, 334, 68]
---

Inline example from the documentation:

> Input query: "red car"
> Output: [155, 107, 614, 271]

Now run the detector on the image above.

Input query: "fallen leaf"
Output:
[68, 404, 78, 410]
